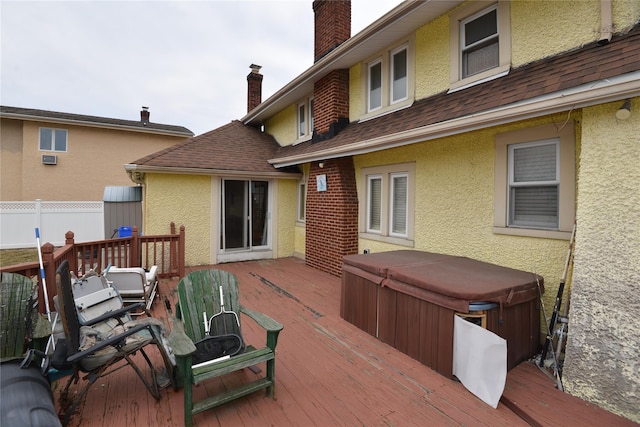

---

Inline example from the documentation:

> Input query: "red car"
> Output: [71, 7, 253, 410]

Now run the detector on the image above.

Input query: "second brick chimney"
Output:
[140, 106, 150, 125]
[247, 64, 263, 113]
[312, 0, 351, 142]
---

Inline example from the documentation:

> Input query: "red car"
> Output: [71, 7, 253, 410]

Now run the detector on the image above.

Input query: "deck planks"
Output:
[56, 257, 635, 426]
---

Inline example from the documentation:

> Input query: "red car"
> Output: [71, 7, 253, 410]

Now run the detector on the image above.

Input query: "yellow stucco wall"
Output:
[510, 0, 599, 68]
[294, 223, 306, 258]
[391, 0, 640, 104]
[348, 63, 364, 121]
[354, 113, 580, 318]
[276, 178, 298, 258]
[144, 173, 301, 266]
[414, 14, 450, 100]
[562, 98, 640, 422]
[144, 173, 212, 266]
[1, 119, 185, 201]
[264, 105, 297, 147]
[612, 0, 640, 33]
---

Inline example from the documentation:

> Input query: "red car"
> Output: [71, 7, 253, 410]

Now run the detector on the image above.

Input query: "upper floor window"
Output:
[391, 47, 408, 103]
[363, 40, 414, 119]
[368, 60, 382, 111]
[494, 123, 575, 239]
[461, 5, 498, 78]
[450, 1, 511, 92]
[297, 97, 314, 141]
[361, 162, 415, 245]
[39, 127, 67, 152]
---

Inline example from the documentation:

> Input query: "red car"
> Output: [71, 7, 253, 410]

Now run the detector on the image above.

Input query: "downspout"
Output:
[599, 0, 613, 44]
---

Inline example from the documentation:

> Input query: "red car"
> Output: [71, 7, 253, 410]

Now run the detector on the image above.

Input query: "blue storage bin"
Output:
[118, 226, 132, 238]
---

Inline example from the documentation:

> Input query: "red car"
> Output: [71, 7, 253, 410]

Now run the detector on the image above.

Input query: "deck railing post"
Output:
[169, 222, 177, 275]
[65, 231, 78, 273]
[131, 226, 140, 268]
[41, 242, 56, 314]
[178, 225, 186, 278]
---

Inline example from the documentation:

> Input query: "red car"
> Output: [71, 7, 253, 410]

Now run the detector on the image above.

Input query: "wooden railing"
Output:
[0, 223, 185, 314]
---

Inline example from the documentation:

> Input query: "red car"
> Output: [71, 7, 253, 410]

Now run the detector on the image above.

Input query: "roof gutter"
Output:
[270, 71, 640, 168]
[0, 112, 194, 137]
[124, 164, 302, 184]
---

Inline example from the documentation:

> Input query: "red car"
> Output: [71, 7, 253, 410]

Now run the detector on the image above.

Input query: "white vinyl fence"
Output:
[0, 200, 104, 249]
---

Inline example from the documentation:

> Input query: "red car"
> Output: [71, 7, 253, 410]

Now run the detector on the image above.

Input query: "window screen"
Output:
[509, 141, 559, 228]
[462, 7, 498, 78]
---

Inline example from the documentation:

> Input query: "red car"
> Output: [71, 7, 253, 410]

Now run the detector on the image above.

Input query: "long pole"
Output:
[36, 227, 55, 353]
[539, 221, 576, 367]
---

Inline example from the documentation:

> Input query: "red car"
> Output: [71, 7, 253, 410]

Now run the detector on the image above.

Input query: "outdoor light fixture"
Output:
[318, 162, 325, 168]
[615, 99, 631, 120]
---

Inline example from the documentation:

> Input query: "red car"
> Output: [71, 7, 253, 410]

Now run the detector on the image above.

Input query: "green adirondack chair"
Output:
[1, 272, 50, 361]
[168, 269, 283, 427]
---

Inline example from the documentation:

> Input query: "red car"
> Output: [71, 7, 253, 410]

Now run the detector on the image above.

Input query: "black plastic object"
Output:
[0, 359, 62, 427]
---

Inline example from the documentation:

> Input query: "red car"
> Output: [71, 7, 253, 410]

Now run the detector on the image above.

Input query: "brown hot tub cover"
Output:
[343, 250, 542, 313]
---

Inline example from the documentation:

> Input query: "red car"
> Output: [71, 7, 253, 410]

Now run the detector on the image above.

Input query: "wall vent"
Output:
[41, 154, 57, 165]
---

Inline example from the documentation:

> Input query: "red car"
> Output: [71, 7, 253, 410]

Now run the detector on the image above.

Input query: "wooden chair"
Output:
[1, 272, 50, 361]
[168, 269, 283, 427]
[1, 272, 61, 427]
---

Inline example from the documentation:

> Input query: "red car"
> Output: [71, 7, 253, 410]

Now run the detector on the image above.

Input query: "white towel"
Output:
[452, 314, 507, 408]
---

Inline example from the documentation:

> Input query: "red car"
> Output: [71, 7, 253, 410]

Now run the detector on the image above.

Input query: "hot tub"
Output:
[341, 250, 542, 378]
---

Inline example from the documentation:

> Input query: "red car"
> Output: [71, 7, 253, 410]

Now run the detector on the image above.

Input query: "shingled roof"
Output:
[272, 23, 640, 164]
[0, 106, 193, 136]
[129, 120, 299, 175]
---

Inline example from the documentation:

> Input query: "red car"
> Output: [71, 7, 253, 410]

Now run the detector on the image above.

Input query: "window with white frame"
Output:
[391, 47, 408, 103]
[297, 97, 314, 140]
[494, 123, 575, 239]
[297, 179, 306, 222]
[390, 173, 408, 236]
[508, 140, 559, 229]
[450, 1, 511, 91]
[361, 163, 414, 244]
[461, 5, 498, 78]
[364, 40, 413, 117]
[368, 60, 382, 112]
[39, 127, 67, 152]
[367, 175, 382, 232]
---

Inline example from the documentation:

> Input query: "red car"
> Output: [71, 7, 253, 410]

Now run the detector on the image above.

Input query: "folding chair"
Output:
[53, 260, 175, 425]
[105, 266, 158, 313]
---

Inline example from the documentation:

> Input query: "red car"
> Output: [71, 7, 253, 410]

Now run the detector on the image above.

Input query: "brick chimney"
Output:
[312, 0, 351, 142]
[313, 0, 351, 62]
[247, 64, 263, 113]
[140, 106, 150, 125]
[305, 1, 358, 278]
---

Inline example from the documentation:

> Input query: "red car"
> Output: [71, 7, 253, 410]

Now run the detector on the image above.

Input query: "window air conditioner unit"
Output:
[42, 154, 57, 165]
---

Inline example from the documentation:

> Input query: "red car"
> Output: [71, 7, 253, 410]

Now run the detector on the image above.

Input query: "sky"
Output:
[1, 0, 403, 136]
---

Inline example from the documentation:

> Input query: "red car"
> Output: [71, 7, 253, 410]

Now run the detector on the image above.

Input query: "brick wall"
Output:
[313, 70, 350, 139]
[312, 0, 351, 141]
[313, 0, 351, 62]
[305, 157, 359, 276]
[247, 65, 263, 113]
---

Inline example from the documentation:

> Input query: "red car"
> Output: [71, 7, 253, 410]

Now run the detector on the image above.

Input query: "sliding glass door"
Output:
[221, 179, 270, 253]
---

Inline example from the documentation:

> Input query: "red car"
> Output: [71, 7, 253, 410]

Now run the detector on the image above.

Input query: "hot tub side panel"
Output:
[380, 290, 455, 377]
[486, 298, 540, 370]
[340, 269, 378, 337]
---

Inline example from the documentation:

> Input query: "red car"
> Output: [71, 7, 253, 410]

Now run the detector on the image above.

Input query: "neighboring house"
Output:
[126, 1, 639, 420]
[0, 106, 193, 201]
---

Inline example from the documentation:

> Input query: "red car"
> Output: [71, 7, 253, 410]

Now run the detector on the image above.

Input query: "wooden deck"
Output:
[56, 257, 636, 426]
